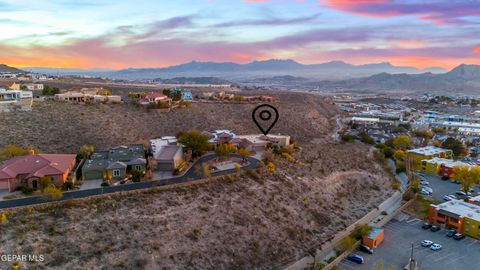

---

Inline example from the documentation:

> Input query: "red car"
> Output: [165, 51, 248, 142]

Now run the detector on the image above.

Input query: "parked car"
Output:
[441, 176, 449, 180]
[422, 223, 432, 230]
[346, 254, 364, 264]
[430, 243, 442, 251]
[453, 233, 465, 240]
[447, 195, 457, 200]
[420, 181, 429, 186]
[446, 230, 456, 237]
[430, 225, 441, 232]
[456, 191, 467, 196]
[358, 244, 373, 254]
[443, 195, 453, 201]
[423, 187, 433, 193]
[420, 190, 430, 196]
[421, 240, 433, 247]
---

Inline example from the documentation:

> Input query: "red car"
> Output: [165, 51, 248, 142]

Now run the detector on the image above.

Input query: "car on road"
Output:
[422, 223, 432, 230]
[421, 240, 433, 247]
[430, 225, 441, 232]
[431, 243, 442, 251]
[347, 254, 364, 264]
[453, 233, 465, 240]
[446, 230, 456, 237]
[358, 244, 373, 254]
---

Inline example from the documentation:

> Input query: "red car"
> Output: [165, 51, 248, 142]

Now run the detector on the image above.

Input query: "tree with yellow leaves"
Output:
[453, 166, 477, 194]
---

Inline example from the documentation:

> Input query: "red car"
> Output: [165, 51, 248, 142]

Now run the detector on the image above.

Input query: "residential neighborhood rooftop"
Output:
[407, 146, 452, 156]
[433, 200, 480, 221]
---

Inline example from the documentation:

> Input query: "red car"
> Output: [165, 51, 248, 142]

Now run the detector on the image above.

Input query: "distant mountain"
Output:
[310, 64, 480, 94]
[22, 67, 114, 76]
[23, 59, 447, 81]
[0, 64, 25, 74]
[153, 77, 233, 85]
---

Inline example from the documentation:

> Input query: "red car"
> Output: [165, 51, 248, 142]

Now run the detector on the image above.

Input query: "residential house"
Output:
[81, 145, 147, 181]
[172, 88, 193, 101]
[0, 88, 33, 110]
[139, 92, 172, 105]
[0, 154, 77, 192]
[22, 83, 44, 91]
[155, 145, 184, 171]
[0, 81, 20, 90]
[55, 91, 122, 103]
[235, 134, 291, 152]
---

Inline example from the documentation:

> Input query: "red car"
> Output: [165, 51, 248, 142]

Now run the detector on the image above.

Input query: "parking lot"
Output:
[421, 173, 480, 201]
[340, 216, 480, 270]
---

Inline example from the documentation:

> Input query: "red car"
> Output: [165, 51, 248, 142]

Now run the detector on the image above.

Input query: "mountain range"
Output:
[0, 64, 25, 74]
[310, 64, 480, 94]
[23, 59, 446, 81]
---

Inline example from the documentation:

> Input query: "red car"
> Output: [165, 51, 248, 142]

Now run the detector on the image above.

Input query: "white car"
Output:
[423, 187, 433, 193]
[421, 240, 433, 247]
[430, 243, 442, 251]
[421, 189, 431, 196]
[420, 181, 429, 186]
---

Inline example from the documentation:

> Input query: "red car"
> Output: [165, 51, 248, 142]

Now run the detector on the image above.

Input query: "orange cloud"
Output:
[474, 47, 480, 54]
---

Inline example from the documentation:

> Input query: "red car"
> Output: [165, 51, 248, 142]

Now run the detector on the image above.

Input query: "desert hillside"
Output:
[0, 143, 394, 270]
[0, 92, 335, 153]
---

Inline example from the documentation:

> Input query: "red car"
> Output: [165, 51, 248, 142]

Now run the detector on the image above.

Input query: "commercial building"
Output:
[421, 157, 475, 178]
[362, 227, 384, 249]
[429, 200, 480, 239]
[407, 146, 453, 171]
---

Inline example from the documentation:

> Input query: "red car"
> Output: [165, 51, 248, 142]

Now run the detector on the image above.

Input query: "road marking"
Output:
[340, 261, 359, 270]
[406, 218, 421, 224]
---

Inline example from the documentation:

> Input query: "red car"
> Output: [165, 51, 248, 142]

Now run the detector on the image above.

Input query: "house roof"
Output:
[155, 145, 182, 161]
[106, 161, 127, 170]
[145, 92, 169, 99]
[0, 81, 16, 88]
[367, 228, 384, 240]
[0, 154, 76, 180]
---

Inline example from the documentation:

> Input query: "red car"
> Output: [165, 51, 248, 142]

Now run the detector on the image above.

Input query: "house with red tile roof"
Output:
[0, 154, 77, 192]
[139, 92, 172, 105]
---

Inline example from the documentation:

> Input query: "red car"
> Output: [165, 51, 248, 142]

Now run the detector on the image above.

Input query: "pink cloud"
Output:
[321, 0, 480, 25]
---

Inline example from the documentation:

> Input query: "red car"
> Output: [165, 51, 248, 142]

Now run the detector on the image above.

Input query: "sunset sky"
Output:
[0, 0, 479, 70]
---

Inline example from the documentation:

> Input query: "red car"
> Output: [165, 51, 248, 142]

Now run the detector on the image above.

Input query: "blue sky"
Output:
[0, 0, 479, 69]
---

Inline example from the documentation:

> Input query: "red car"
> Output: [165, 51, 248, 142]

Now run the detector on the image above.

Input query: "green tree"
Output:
[202, 164, 211, 178]
[215, 143, 236, 157]
[130, 169, 145, 182]
[359, 131, 375, 145]
[453, 166, 477, 194]
[39, 176, 52, 191]
[442, 137, 467, 157]
[178, 130, 211, 158]
[238, 148, 252, 161]
[351, 224, 373, 240]
[0, 145, 35, 161]
[335, 236, 356, 253]
[42, 85, 60, 96]
[392, 136, 412, 150]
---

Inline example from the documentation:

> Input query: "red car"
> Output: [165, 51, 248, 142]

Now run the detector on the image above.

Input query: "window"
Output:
[113, 170, 120, 177]
[135, 165, 142, 171]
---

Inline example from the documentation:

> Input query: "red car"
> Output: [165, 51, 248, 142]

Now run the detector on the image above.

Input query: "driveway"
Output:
[79, 180, 103, 190]
[0, 189, 10, 201]
[340, 216, 480, 270]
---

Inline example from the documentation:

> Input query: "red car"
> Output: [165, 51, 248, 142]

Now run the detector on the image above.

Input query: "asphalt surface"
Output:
[0, 153, 260, 210]
[421, 173, 480, 201]
[340, 217, 480, 270]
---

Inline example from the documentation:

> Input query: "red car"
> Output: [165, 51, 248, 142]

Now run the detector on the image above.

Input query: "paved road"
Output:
[0, 154, 260, 210]
[422, 173, 480, 201]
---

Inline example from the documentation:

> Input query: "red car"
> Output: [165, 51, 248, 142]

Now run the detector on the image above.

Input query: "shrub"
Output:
[21, 186, 35, 195]
[101, 181, 110, 187]
[62, 181, 75, 191]
[43, 186, 63, 200]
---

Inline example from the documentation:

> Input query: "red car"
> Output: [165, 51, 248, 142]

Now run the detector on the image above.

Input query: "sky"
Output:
[0, 0, 479, 70]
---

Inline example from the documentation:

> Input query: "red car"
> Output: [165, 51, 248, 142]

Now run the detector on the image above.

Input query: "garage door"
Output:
[157, 162, 173, 171]
[0, 179, 9, 190]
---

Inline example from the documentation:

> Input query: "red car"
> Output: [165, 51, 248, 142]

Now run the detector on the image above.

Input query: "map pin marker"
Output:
[252, 104, 279, 135]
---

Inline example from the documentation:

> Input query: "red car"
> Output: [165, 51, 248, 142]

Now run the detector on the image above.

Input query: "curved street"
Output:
[0, 153, 261, 210]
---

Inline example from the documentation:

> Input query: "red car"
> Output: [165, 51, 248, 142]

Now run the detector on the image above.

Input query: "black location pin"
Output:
[252, 104, 279, 135]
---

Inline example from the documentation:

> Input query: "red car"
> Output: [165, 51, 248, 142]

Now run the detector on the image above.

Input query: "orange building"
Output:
[428, 200, 480, 239]
[362, 227, 384, 249]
